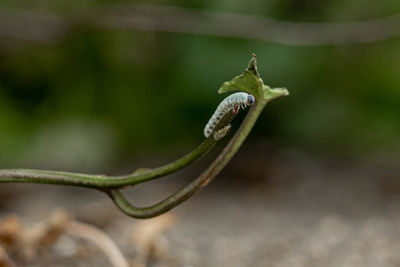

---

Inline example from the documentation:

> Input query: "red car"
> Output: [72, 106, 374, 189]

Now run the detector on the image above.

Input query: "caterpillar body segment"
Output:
[204, 92, 255, 138]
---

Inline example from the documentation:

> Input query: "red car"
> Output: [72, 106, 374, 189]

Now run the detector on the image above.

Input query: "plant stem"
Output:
[0, 137, 216, 188]
[0, 54, 288, 219]
[0, 109, 238, 189]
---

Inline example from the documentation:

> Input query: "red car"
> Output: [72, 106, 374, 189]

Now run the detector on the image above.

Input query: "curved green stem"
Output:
[108, 99, 267, 218]
[0, 54, 289, 219]
[0, 109, 237, 189]
[0, 138, 215, 188]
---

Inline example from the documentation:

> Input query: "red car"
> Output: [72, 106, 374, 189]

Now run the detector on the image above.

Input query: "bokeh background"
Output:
[0, 1, 400, 266]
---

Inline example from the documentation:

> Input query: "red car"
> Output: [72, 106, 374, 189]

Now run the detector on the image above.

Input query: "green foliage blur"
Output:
[0, 0, 399, 171]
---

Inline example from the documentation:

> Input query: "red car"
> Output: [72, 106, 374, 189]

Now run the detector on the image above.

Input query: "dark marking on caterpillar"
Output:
[204, 92, 255, 138]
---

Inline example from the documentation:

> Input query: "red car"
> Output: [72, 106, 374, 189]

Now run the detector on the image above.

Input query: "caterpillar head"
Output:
[247, 94, 255, 106]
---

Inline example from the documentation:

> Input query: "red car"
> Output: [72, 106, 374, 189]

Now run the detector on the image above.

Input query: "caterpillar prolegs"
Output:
[204, 92, 255, 138]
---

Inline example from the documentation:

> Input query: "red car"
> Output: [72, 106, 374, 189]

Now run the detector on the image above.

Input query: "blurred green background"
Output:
[0, 0, 399, 172]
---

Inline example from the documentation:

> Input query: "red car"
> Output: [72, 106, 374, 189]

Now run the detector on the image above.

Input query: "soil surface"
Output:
[1, 144, 400, 267]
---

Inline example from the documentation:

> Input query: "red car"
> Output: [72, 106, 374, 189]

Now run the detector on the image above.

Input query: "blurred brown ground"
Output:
[1, 143, 400, 267]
